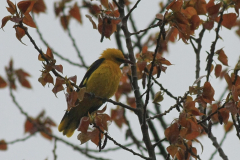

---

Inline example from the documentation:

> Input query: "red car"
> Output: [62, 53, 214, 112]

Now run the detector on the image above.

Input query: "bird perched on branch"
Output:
[58, 48, 132, 137]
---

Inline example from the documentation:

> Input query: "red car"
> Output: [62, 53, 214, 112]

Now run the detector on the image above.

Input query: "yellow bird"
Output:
[58, 48, 132, 137]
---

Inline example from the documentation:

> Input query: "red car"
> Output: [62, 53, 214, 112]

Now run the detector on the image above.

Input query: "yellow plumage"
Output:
[58, 48, 131, 137]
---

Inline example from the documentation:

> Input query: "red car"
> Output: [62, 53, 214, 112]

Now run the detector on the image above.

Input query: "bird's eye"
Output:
[116, 58, 125, 63]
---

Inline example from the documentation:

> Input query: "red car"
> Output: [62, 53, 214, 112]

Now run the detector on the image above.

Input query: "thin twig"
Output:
[206, 6, 226, 81]
[0, 134, 35, 145]
[201, 124, 228, 160]
[152, 77, 177, 101]
[9, 87, 110, 160]
[53, 138, 57, 160]
[209, 132, 228, 160]
[32, 14, 87, 68]
[94, 125, 151, 160]
[231, 114, 240, 140]
[62, 10, 87, 67]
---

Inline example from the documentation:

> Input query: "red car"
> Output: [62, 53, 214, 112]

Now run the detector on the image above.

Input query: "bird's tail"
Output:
[58, 108, 81, 137]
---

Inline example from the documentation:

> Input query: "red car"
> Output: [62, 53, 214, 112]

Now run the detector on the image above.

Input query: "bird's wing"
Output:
[79, 58, 105, 88]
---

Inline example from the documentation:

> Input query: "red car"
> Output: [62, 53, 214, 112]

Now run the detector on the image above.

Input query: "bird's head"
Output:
[100, 48, 133, 65]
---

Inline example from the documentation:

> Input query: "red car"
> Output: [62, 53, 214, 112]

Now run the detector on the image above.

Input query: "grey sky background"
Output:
[0, 0, 240, 160]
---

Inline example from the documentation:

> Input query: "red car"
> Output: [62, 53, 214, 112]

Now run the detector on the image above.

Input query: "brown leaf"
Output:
[32, 0, 46, 14]
[40, 127, 52, 140]
[7, 0, 17, 14]
[215, 64, 222, 78]
[42, 72, 54, 85]
[215, 13, 237, 29]
[127, 97, 136, 108]
[52, 77, 65, 95]
[24, 118, 37, 134]
[68, 75, 77, 84]
[111, 107, 126, 128]
[165, 123, 179, 144]
[17, 1, 35, 15]
[101, 0, 109, 9]
[23, 14, 36, 28]
[224, 73, 232, 90]
[203, 20, 214, 30]
[78, 116, 90, 133]
[66, 91, 78, 111]
[0, 140, 7, 150]
[1, 16, 12, 29]
[60, 15, 70, 30]
[69, 2, 82, 24]
[15, 26, 26, 44]
[77, 132, 91, 144]
[202, 82, 215, 103]
[53, 65, 63, 74]
[153, 91, 164, 103]
[0, 76, 7, 88]
[85, 14, 97, 29]
[216, 49, 228, 66]
[225, 101, 238, 115]
[224, 121, 233, 132]
[166, 0, 183, 12]
[15, 69, 31, 88]
[167, 145, 178, 158]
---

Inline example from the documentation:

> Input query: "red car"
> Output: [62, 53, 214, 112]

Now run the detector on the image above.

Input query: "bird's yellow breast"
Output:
[86, 60, 122, 98]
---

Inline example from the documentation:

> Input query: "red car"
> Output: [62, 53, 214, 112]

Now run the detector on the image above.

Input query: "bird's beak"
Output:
[124, 58, 133, 64]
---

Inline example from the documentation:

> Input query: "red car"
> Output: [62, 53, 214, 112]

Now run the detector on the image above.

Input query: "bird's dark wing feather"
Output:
[79, 58, 105, 88]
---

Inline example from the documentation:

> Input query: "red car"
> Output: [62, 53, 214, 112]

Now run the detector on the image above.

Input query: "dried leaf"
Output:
[85, 14, 97, 29]
[215, 64, 222, 78]
[32, 0, 46, 14]
[202, 82, 215, 103]
[153, 91, 164, 103]
[17, 1, 35, 15]
[215, 13, 237, 29]
[165, 123, 179, 144]
[0, 76, 7, 88]
[216, 49, 228, 66]
[1, 16, 12, 29]
[224, 121, 233, 132]
[78, 116, 90, 133]
[0, 140, 7, 150]
[69, 2, 82, 24]
[15, 26, 26, 44]
[53, 65, 63, 74]
[23, 14, 36, 28]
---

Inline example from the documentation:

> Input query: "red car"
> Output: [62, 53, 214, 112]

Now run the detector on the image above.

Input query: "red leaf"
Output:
[40, 127, 53, 140]
[60, 15, 70, 30]
[32, 0, 46, 14]
[53, 65, 63, 74]
[101, 0, 109, 9]
[216, 49, 228, 66]
[17, 1, 35, 15]
[78, 117, 90, 133]
[24, 118, 37, 134]
[85, 15, 97, 29]
[15, 26, 26, 44]
[215, 13, 237, 29]
[52, 77, 65, 95]
[7, 0, 16, 14]
[68, 75, 77, 84]
[23, 14, 36, 28]
[1, 16, 12, 29]
[202, 82, 215, 103]
[111, 107, 126, 128]
[69, 2, 82, 24]
[0, 76, 7, 88]
[164, 123, 179, 144]
[0, 140, 7, 150]
[215, 64, 222, 78]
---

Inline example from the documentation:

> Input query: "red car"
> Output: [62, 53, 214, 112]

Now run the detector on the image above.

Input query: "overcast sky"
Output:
[0, 0, 240, 160]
